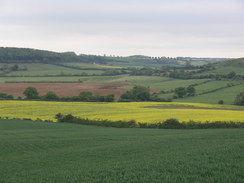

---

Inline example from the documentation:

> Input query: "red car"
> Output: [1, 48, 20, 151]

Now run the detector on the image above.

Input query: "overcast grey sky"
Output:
[0, 0, 243, 57]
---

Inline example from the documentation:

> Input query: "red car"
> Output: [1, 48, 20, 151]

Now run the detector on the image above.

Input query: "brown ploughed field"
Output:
[0, 82, 130, 100]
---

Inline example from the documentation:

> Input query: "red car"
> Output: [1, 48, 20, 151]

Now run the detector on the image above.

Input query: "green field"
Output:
[176, 83, 244, 104]
[195, 58, 244, 76]
[1, 119, 243, 183]
[0, 75, 124, 83]
[2, 63, 104, 76]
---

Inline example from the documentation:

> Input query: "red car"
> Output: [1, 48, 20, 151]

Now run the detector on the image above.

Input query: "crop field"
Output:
[0, 119, 243, 183]
[0, 82, 128, 99]
[194, 80, 242, 94]
[201, 66, 244, 75]
[0, 101, 244, 123]
[146, 78, 209, 90]
[105, 76, 210, 90]
[59, 62, 123, 69]
[0, 75, 125, 83]
[177, 84, 244, 105]
[4, 63, 104, 76]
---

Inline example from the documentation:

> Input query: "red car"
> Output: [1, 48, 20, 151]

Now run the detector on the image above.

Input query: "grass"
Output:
[0, 75, 124, 83]
[199, 66, 244, 75]
[4, 63, 104, 76]
[195, 58, 244, 76]
[194, 80, 242, 94]
[152, 78, 209, 90]
[176, 83, 244, 104]
[0, 101, 244, 123]
[0, 119, 243, 183]
[59, 62, 111, 69]
[106, 76, 209, 90]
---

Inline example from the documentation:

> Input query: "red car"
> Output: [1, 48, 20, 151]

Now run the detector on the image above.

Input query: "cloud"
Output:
[0, 0, 243, 57]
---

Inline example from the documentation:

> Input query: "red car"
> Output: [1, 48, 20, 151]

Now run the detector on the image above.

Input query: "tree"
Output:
[132, 86, 150, 101]
[186, 85, 196, 96]
[120, 86, 150, 101]
[11, 64, 19, 71]
[174, 87, 187, 98]
[227, 71, 236, 79]
[42, 91, 59, 101]
[79, 91, 94, 101]
[104, 94, 115, 102]
[234, 92, 244, 105]
[218, 100, 224, 104]
[23, 87, 39, 99]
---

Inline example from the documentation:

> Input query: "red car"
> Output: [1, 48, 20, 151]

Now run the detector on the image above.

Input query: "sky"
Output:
[0, 0, 243, 58]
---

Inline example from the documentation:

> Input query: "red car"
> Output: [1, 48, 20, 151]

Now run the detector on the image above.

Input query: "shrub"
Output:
[42, 91, 60, 101]
[55, 114, 244, 129]
[234, 92, 244, 106]
[218, 100, 224, 104]
[23, 87, 39, 99]
[162, 118, 182, 129]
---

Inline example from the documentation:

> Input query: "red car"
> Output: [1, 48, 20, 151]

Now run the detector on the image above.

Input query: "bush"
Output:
[162, 118, 182, 129]
[55, 114, 244, 129]
[42, 91, 60, 101]
[218, 100, 224, 104]
[23, 87, 39, 99]
[0, 93, 14, 99]
[120, 85, 150, 101]
[234, 92, 244, 106]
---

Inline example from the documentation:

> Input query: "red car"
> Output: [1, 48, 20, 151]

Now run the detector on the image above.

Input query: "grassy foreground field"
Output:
[0, 101, 244, 123]
[0, 119, 243, 183]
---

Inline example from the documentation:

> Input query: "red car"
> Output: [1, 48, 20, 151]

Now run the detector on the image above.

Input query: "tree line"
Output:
[55, 114, 244, 129]
[130, 66, 244, 80]
[21, 87, 115, 102]
[1, 85, 244, 105]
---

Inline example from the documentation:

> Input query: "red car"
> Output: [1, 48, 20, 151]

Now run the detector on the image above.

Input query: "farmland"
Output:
[176, 84, 244, 104]
[0, 48, 243, 106]
[0, 82, 128, 99]
[0, 119, 243, 183]
[0, 48, 244, 183]
[0, 101, 244, 123]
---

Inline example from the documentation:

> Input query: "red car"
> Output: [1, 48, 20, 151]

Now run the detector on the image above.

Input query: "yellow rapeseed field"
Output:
[0, 101, 244, 123]
[95, 64, 123, 69]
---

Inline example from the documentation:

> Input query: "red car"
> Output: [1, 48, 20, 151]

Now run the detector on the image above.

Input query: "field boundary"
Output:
[55, 114, 244, 129]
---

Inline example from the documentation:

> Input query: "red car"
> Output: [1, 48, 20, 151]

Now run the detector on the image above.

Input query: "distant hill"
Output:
[201, 58, 244, 75]
[0, 47, 182, 67]
[215, 58, 244, 68]
[0, 47, 241, 69]
[0, 47, 81, 63]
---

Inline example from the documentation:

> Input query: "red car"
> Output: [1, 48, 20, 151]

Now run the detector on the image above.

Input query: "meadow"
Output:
[176, 84, 244, 104]
[4, 63, 104, 76]
[0, 119, 243, 183]
[0, 101, 244, 123]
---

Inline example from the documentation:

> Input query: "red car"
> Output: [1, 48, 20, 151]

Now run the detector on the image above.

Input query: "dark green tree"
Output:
[23, 87, 39, 99]
[79, 91, 94, 101]
[174, 87, 187, 98]
[104, 94, 115, 102]
[120, 86, 150, 101]
[218, 100, 224, 104]
[227, 71, 236, 79]
[42, 91, 59, 101]
[186, 85, 196, 96]
[11, 64, 19, 71]
[234, 92, 244, 105]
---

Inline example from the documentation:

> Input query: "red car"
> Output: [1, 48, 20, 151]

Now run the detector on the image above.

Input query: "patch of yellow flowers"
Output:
[0, 101, 243, 123]
[95, 64, 123, 69]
